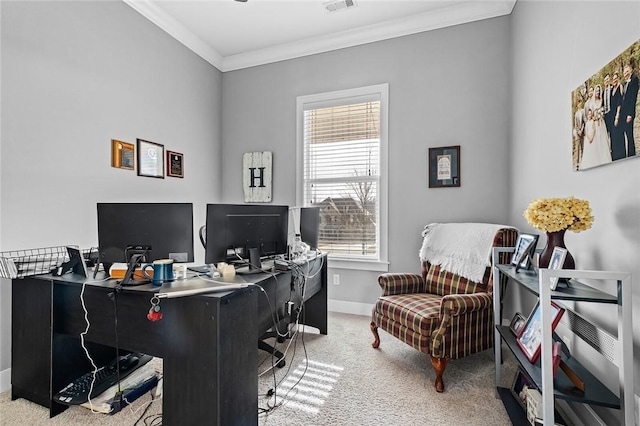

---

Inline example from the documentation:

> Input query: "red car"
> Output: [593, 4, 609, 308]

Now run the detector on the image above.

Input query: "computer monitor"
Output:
[288, 206, 320, 250]
[205, 204, 289, 266]
[97, 202, 194, 271]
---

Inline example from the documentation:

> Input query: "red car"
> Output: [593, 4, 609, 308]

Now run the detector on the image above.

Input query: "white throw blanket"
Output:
[419, 223, 516, 283]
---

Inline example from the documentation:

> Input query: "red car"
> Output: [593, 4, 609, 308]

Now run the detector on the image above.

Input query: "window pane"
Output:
[307, 181, 378, 257]
[299, 86, 386, 264]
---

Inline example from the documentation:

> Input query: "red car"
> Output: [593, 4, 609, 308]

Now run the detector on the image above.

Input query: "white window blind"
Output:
[298, 85, 388, 266]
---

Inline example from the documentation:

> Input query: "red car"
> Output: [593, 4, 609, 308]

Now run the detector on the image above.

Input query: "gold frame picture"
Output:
[111, 139, 134, 170]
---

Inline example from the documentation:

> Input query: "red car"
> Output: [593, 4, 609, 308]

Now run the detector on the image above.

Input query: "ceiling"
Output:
[123, 0, 516, 72]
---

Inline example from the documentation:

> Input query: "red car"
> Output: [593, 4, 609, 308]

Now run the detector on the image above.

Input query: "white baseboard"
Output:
[327, 300, 373, 317]
[1, 368, 10, 393]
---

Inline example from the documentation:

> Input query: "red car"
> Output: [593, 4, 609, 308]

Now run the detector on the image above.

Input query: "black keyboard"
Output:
[54, 353, 151, 405]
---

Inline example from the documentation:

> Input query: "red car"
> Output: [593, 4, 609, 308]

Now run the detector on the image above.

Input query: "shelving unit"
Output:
[492, 247, 633, 426]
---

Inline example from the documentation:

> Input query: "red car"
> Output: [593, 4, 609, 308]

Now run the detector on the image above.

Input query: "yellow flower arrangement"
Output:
[523, 196, 593, 233]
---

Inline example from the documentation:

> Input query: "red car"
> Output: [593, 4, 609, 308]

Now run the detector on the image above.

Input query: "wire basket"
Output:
[0, 245, 79, 279]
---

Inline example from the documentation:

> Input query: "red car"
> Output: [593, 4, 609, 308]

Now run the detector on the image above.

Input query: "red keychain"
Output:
[147, 296, 163, 322]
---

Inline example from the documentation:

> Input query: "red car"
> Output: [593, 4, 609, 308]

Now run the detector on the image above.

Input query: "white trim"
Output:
[123, 0, 516, 72]
[0, 368, 10, 393]
[328, 299, 373, 317]
[123, 0, 224, 69]
[296, 83, 389, 267]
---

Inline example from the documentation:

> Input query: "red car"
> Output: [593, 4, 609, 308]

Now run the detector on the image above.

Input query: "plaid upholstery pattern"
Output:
[372, 227, 519, 360]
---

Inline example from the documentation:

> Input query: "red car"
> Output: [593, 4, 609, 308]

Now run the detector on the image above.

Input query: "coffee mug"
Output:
[143, 259, 175, 286]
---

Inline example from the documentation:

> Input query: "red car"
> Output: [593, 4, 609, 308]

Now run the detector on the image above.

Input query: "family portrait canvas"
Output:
[572, 39, 640, 171]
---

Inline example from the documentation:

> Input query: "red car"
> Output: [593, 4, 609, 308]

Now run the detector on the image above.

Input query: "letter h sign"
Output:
[242, 151, 272, 202]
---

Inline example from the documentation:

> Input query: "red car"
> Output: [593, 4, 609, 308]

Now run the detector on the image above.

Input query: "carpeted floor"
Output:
[1, 312, 515, 425]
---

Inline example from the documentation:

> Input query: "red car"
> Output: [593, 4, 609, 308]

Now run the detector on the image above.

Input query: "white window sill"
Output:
[327, 256, 389, 272]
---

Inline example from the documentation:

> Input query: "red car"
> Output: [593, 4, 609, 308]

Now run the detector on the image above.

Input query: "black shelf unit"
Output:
[493, 260, 633, 425]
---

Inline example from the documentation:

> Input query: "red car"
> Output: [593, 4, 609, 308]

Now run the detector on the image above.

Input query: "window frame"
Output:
[296, 83, 389, 271]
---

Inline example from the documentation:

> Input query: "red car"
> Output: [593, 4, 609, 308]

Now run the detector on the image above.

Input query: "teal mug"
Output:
[143, 259, 175, 286]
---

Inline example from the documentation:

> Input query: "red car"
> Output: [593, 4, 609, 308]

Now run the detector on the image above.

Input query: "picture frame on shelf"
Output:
[511, 233, 539, 272]
[509, 312, 526, 336]
[428, 145, 460, 188]
[511, 368, 536, 410]
[516, 300, 565, 363]
[137, 139, 165, 178]
[548, 247, 568, 290]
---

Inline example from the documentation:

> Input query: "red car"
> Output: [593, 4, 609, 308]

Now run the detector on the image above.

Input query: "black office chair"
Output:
[199, 225, 286, 367]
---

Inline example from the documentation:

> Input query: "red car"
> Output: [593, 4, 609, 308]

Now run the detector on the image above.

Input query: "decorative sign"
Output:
[167, 151, 184, 178]
[243, 151, 272, 202]
[428, 145, 460, 188]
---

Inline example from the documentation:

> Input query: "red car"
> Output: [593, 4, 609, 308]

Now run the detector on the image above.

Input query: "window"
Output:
[296, 84, 388, 271]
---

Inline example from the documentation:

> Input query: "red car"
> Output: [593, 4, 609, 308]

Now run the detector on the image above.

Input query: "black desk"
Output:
[11, 254, 327, 425]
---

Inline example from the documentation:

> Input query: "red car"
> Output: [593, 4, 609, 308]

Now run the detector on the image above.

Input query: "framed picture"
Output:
[548, 247, 568, 290]
[571, 38, 639, 171]
[511, 233, 539, 272]
[137, 139, 164, 178]
[509, 312, 526, 336]
[111, 139, 134, 170]
[517, 301, 565, 363]
[428, 145, 460, 188]
[167, 151, 184, 178]
[511, 368, 536, 410]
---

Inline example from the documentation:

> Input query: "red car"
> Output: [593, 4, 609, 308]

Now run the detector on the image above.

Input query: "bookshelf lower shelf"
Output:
[497, 325, 619, 408]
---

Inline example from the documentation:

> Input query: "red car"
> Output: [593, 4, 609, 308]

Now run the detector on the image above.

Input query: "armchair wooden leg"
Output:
[370, 321, 380, 348]
[430, 356, 448, 393]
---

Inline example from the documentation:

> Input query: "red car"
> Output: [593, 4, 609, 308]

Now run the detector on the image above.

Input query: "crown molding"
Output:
[123, 0, 224, 69]
[124, 0, 516, 73]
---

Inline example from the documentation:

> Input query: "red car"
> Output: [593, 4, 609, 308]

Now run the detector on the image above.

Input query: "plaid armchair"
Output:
[370, 224, 518, 392]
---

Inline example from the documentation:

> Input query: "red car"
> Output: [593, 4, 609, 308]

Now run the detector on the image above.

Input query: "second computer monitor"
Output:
[205, 203, 289, 265]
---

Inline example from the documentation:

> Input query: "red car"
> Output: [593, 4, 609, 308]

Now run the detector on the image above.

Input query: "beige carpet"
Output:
[1, 312, 514, 425]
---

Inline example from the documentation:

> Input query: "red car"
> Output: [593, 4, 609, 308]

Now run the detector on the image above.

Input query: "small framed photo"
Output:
[167, 150, 184, 178]
[511, 233, 539, 272]
[548, 247, 568, 290]
[111, 139, 134, 170]
[509, 312, 526, 336]
[428, 145, 460, 188]
[511, 368, 536, 410]
[517, 301, 565, 363]
[137, 139, 165, 178]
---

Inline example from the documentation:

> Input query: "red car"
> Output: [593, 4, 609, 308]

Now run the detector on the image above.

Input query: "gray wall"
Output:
[222, 16, 512, 309]
[0, 1, 222, 380]
[2, 1, 640, 421]
[508, 1, 640, 423]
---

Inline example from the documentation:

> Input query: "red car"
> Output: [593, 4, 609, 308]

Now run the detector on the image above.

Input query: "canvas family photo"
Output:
[572, 39, 640, 171]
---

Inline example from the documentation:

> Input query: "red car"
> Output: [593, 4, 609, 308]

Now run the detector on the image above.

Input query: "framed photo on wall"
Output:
[428, 145, 460, 188]
[571, 38, 640, 171]
[137, 139, 164, 178]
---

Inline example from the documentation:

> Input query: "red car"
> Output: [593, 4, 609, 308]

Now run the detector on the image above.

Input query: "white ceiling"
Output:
[123, 0, 516, 72]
